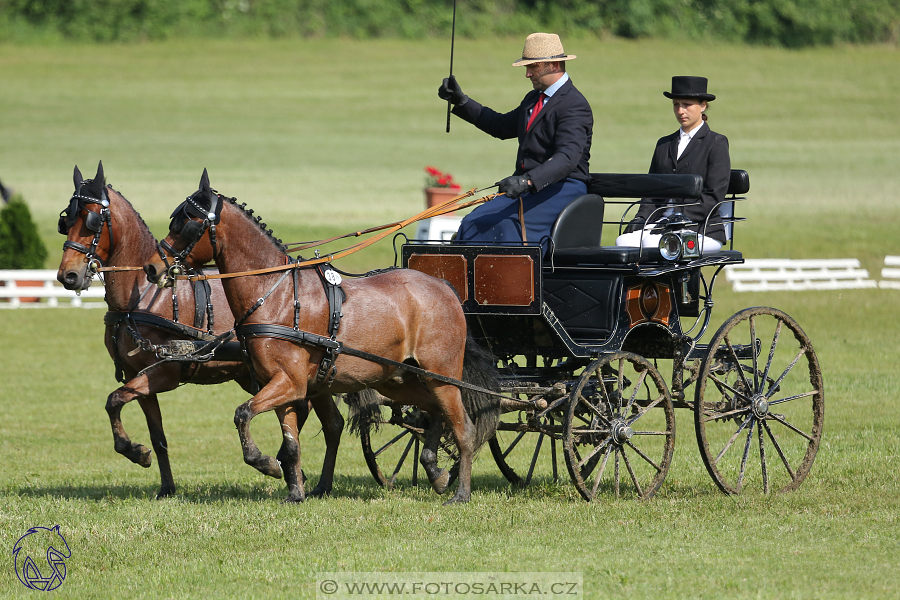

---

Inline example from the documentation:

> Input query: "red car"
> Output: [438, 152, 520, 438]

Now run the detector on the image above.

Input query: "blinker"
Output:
[85, 210, 103, 233]
[180, 219, 205, 242]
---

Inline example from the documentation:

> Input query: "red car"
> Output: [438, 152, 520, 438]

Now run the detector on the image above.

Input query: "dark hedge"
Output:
[0, 0, 897, 46]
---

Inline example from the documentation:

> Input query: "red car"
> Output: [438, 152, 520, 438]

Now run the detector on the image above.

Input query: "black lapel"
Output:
[526, 78, 570, 135]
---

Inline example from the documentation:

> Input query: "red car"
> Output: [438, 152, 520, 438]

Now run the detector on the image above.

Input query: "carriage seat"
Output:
[549, 170, 748, 265]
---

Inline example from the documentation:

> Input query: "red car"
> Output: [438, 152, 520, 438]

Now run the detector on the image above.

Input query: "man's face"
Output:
[525, 62, 561, 92]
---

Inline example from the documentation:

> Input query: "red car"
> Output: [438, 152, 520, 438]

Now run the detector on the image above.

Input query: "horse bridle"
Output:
[158, 189, 222, 281]
[58, 183, 113, 275]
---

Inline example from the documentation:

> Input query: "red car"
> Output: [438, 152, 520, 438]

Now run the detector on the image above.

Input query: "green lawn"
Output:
[1, 38, 899, 599]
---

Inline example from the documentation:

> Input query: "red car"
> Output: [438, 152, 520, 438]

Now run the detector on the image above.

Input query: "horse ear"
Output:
[199, 168, 210, 192]
[74, 166, 83, 188]
[94, 161, 105, 186]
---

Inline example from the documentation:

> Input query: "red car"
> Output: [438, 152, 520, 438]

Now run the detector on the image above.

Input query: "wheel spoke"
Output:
[621, 449, 644, 497]
[625, 439, 663, 473]
[577, 393, 613, 425]
[622, 369, 649, 417]
[707, 372, 753, 402]
[626, 393, 666, 426]
[590, 446, 613, 498]
[576, 436, 612, 471]
[374, 428, 411, 458]
[766, 413, 816, 443]
[749, 315, 759, 392]
[762, 419, 796, 479]
[760, 319, 784, 388]
[766, 347, 807, 398]
[525, 433, 545, 486]
[736, 418, 755, 493]
[500, 430, 527, 459]
[616, 359, 626, 415]
[614, 449, 621, 498]
[714, 413, 753, 464]
[758, 420, 769, 493]
[388, 435, 417, 486]
[701, 405, 751, 424]
[769, 390, 820, 406]
[725, 335, 755, 395]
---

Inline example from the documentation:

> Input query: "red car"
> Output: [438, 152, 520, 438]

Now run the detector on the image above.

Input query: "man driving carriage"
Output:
[438, 33, 593, 248]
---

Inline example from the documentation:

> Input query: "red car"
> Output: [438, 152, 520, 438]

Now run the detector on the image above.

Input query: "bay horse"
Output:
[144, 170, 500, 504]
[56, 162, 334, 500]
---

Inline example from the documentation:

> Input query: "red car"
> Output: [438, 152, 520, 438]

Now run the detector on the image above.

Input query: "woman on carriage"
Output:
[617, 76, 730, 252]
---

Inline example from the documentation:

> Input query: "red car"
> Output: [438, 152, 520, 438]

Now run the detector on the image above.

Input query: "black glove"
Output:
[438, 76, 468, 106]
[497, 175, 531, 198]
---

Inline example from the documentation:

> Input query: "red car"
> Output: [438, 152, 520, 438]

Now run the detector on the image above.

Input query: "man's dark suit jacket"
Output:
[629, 122, 731, 243]
[452, 78, 593, 191]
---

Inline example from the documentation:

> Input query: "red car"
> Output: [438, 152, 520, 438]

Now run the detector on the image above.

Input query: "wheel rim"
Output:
[360, 405, 459, 489]
[694, 307, 824, 494]
[490, 412, 561, 487]
[563, 352, 676, 501]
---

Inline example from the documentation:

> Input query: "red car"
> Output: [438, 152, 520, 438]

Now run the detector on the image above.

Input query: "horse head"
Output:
[56, 161, 112, 291]
[145, 168, 221, 288]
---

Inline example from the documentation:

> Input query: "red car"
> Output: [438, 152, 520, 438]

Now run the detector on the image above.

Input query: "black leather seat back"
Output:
[548, 194, 605, 250]
[727, 170, 749, 195]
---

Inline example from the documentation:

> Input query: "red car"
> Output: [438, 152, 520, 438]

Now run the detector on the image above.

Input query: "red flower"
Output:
[424, 166, 460, 189]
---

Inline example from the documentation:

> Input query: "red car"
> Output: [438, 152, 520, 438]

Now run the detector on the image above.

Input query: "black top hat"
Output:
[663, 76, 716, 101]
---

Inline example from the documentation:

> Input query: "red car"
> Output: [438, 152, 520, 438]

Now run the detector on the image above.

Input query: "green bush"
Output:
[0, 0, 897, 46]
[0, 196, 49, 270]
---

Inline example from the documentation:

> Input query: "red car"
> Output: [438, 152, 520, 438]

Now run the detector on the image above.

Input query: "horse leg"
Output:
[234, 372, 301, 479]
[306, 394, 345, 498]
[420, 418, 451, 494]
[275, 402, 308, 503]
[136, 395, 175, 498]
[432, 383, 476, 505]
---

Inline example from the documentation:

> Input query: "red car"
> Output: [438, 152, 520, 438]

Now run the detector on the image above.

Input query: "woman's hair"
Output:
[701, 100, 709, 122]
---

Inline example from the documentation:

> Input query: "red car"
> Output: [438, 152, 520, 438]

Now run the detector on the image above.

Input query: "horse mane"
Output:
[222, 195, 287, 254]
[105, 184, 155, 241]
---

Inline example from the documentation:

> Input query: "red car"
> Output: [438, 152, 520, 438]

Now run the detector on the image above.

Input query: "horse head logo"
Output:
[12, 525, 71, 591]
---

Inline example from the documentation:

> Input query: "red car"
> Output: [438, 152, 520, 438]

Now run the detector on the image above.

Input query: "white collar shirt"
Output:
[677, 121, 704, 160]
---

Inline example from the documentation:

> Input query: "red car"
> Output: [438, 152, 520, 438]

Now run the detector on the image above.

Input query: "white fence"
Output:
[723, 258, 900, 292]
[880, 256, 900, 290]
[0, 270, 105, 308]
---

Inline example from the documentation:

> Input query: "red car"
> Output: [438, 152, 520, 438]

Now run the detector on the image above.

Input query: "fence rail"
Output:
[0, 270, 105, 308]
[880, 256, 900, 290]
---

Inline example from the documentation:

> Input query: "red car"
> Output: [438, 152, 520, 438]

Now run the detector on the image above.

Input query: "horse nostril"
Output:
[63, 272, 78, 286]
[144, 264, 158, 282]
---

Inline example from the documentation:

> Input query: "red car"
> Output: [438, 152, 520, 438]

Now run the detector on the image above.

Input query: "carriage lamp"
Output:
[658, 233, 682, 261]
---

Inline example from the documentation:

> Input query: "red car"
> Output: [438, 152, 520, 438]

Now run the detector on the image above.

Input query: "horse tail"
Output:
[460, 331, 501, 452]
[343, 389, 383, 436]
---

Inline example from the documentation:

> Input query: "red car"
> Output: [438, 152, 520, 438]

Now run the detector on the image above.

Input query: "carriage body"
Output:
[378, 170, 824, 500]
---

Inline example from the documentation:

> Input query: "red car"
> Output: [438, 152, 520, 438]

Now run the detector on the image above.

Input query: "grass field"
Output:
[1, 38, 899, 599]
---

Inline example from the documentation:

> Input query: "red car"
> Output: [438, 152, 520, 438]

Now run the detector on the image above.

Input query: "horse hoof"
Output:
[254, 456, 283, 479]
[430, 470, 450, 495]
[126, 444, 152, 468]
[282, 493, 306, 504]
[443, 493, 470, 506]
[156, 486, 176, 500]
[308, 484, 332, 499]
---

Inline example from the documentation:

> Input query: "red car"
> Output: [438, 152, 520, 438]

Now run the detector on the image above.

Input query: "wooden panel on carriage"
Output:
[406, 253, 469, 302]
[402, 243, 542, 315]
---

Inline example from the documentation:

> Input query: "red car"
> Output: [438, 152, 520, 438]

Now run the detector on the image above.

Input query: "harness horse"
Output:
[144, 170, 500, 504]
[56, 162, 321, 498]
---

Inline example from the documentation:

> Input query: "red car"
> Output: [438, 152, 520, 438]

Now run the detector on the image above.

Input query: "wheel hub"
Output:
[751, 394, 770, 418]
[611, 420, 634, 445]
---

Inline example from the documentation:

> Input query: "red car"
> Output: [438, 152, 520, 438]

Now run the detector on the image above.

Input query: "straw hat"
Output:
[512, 33, 576, 67]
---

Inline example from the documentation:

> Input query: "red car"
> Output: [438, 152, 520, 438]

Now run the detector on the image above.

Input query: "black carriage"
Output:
[361, 170, 824, 500]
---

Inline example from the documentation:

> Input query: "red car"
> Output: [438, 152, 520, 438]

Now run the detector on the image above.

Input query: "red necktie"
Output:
[526, 93, 546, 131]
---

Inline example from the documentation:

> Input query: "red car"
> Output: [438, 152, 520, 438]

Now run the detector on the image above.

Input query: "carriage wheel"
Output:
[489, 413, 561, 487]
[563, 352, 676, 501]
[694, 307, 824, 494]
[359, 404, 459, 490]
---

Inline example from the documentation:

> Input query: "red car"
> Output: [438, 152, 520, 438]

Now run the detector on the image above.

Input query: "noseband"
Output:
[59, 184, 113, 274]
